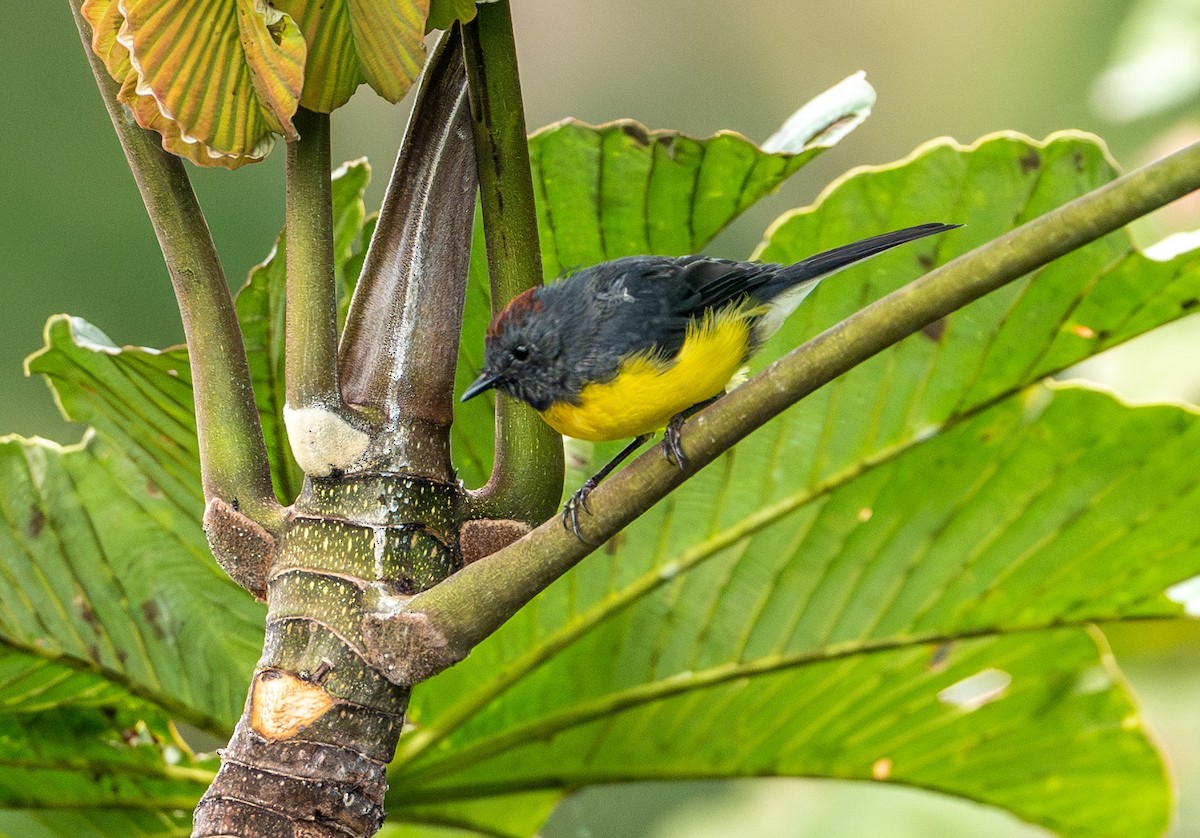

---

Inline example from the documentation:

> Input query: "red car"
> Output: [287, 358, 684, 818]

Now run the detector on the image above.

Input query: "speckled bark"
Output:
[194, 475, 463, 837]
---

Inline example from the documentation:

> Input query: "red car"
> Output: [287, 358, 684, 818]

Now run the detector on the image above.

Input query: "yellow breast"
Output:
[540, 311, 752, 441]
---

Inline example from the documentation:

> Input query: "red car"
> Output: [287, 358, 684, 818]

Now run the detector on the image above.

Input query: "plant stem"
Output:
[285, 108, 341, 412]
[462, 0, 564, 523]
[337, 31, 477, 482]
[402, 138, 1200, 659]
[68, 0, 282, 530]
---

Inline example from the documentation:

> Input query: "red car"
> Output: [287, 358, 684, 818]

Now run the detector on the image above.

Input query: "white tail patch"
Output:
[753, 279, 824, 343]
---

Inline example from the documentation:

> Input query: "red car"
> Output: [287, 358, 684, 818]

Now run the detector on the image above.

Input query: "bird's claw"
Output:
[663, 414, 689, 469]
[560, 479, 598, 542]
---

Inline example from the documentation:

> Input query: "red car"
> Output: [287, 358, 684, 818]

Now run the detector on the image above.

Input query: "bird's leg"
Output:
[662, 394, 722, 469]
[663, 415, 688, 468]
[562, 434, 652, 540]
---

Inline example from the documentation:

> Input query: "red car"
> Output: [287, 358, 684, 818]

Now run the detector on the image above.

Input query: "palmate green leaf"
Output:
[343, 213, 379, 327]
[332, 160, 373, 295]
[405, 132, 1200, 837]
[19, 115, 1199, 836]
[403, 632, 1163, 835]
[397, 386, 1193, 838]
[0, 160, 374, 832]
[235, 234, 302, 503]
[748, 132, 1200, 482]
[0, 431, 244, 829]
[26, 319, 200, 510]
[0, 674, 215, 815]
[384, 789, 561, 838]
[11, 319, 261, 827]
[0, 428, 259, 727]
[528, 70, 875, 280]
[454, 86, 874, 484]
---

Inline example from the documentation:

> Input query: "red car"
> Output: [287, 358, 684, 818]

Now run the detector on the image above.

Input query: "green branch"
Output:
[462, 0, 564, 523]
[68, 0, 281, 530]
[285, 108, 341, 412]
[279, 107, 374, 480]
[401, 138, 1200, 665]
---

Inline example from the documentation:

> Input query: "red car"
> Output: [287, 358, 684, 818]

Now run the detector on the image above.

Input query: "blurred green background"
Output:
[5, 0, 1200, 835]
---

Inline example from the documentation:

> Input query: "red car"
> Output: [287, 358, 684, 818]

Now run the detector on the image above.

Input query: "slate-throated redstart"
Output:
[462, 222, 959, 537]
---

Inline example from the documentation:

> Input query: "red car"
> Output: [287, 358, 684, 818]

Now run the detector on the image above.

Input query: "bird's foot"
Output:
[560, 478, 598, 542]
[663, 413, 689, 469]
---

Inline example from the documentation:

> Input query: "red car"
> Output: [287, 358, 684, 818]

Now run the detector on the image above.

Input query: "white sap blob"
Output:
[283, 406, 369, 477]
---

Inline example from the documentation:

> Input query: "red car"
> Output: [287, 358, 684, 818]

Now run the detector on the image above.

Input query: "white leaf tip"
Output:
[762, 72, 876, 154]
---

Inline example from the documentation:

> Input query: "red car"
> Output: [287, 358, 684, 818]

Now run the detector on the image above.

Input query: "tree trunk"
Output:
[193, 474, 463, 837]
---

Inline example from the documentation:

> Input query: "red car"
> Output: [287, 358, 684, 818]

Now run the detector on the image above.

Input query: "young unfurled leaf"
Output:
[81, 0, 431, 167]
[276, 0, 432, 112]
[82, 0, 306, 168]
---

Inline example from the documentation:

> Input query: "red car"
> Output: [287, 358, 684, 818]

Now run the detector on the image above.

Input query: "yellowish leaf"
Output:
[83, 0, 432, 163]
[119, 72, 276, 169]
[237, 0, 307, 138]
[427, 0, 478, 31]
[82, 0, 305, 168]
[346, 0, 430, 103]
[275, 0, 365, 112]
[276, 0, 431, 112]
[81, 0, 132, 79]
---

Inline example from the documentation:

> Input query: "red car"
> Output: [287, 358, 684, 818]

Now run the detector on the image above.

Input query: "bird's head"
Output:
[461, 288, 567, 411]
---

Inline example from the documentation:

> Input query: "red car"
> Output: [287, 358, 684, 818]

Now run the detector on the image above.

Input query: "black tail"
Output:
[760, 222, 959, 298]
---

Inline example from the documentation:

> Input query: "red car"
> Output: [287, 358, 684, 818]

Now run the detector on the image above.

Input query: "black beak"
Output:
[461, 371, 501, 402]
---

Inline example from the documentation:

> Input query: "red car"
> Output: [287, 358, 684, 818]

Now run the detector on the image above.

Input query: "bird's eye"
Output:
[512, 344, 530, 361]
